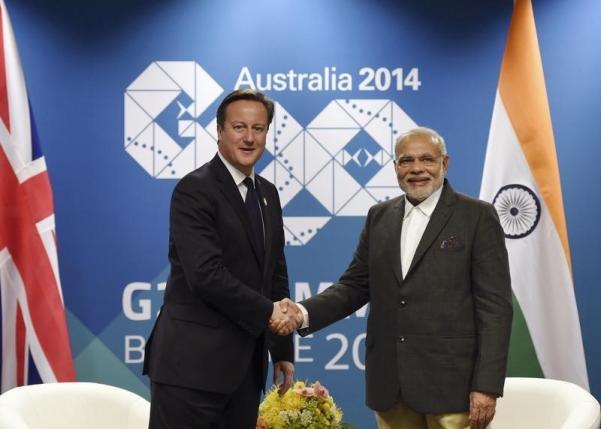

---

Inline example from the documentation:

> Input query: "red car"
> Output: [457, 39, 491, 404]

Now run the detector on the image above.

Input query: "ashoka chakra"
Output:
[492, 184, 541, 239]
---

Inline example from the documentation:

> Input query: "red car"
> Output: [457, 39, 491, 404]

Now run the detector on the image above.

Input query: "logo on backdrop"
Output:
[124, 61, 418, 245]
[124, 62, 224, 179]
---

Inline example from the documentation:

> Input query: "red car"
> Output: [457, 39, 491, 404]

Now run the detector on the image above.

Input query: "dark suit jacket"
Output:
[143, 154, 293, 394]
[301, 180, 512, 414]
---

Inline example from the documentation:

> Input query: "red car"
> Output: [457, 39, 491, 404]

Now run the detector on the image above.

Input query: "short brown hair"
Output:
[216, 89, 275, 128]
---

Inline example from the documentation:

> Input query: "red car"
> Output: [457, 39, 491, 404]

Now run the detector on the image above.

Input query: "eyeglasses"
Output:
[394, 155, 442, 168]
[227, 123, 268, 136]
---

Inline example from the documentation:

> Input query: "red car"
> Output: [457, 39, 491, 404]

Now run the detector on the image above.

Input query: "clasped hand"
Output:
[269, 298, 303, 336]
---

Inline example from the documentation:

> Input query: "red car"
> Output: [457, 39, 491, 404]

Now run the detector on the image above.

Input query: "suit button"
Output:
[400, 300, 407, 307]
[399, 336, 405, 342]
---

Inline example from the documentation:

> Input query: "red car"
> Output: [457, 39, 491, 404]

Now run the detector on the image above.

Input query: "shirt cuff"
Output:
[296, 303, 310, 329]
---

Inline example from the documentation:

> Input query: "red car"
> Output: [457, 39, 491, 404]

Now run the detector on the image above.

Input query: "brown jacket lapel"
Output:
[390, 198, 405, 286]
[405, 181, 457, 279]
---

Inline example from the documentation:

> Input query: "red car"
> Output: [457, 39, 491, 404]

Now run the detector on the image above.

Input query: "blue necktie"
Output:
[243, 177, 264, 261]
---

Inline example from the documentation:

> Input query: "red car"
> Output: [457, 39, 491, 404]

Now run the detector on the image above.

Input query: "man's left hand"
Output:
[469, 391, 496, 429]
[273, 361, 294, 396]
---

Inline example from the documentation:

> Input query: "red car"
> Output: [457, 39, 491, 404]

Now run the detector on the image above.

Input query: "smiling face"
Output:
[217, 100, 269, 176]
[394, 132, 448, 205]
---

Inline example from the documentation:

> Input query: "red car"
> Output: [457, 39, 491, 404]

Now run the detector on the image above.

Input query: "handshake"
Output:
[269, 298, 304, 336]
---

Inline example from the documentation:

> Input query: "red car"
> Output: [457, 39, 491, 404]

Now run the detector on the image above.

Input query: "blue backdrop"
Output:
[6, 0, 601, 427]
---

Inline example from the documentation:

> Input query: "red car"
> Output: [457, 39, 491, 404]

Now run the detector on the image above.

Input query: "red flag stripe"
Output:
[0, 146, 75, 381]
[15, 304, 25, 386]
[20, 170, 54, 222]
[0, 5, 11, 132]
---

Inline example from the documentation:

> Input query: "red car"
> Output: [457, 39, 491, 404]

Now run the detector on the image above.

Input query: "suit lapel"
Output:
[210, 156, 264, 266]
[405, 182, 457, 278]
[389, 198, 405, 286]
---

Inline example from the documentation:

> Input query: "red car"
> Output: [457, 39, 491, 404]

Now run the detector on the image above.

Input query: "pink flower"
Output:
[312, 381, 330, 399]
[294, 386, 315, 397]
[293, 381, 330, 399]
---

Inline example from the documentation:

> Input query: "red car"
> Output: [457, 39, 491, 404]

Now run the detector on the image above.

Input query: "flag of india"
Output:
[479, 0, 589, 390]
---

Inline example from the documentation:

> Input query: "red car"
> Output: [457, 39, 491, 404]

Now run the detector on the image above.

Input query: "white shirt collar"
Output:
[217, 151, 255, 186]
[403, 183, 444, 219]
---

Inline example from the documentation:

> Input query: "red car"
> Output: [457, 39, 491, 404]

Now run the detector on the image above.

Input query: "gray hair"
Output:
[394, 127, 447, 156]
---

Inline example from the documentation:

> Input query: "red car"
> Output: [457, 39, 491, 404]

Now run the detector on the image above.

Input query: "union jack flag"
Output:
[0, 0, 75, 391]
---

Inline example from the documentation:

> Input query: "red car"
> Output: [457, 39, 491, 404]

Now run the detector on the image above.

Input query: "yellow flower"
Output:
[257, 381, 343, 429]
[292, 381, 306, 389]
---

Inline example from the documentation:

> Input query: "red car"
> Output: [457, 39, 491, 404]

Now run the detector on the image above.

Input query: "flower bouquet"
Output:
[257, 380, 350, 429]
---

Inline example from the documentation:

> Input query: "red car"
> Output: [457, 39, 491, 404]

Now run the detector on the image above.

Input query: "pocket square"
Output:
[440, 235, 462, 249]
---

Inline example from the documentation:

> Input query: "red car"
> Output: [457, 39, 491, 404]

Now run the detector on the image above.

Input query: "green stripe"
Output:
[506, 293, 544, 377]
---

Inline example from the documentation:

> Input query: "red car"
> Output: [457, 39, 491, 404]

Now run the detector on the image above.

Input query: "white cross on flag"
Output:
[0, 0, 75, 391]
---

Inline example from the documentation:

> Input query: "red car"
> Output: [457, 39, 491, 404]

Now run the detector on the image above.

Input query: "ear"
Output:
[217, 124, 223, 142]
[442, 155, 449, 174]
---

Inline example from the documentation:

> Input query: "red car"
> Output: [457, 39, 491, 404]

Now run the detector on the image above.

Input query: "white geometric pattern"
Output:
[260, 99, 416, 245]
[124, 63, 417, 245]
[124, 61, 223, 178]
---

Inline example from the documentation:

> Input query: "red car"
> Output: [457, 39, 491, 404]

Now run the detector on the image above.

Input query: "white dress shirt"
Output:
[400, 185, 443, 278]
[217, 151, 265, 243]
[217, 151, 255, 200]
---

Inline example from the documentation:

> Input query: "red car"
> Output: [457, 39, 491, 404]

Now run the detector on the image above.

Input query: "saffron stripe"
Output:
[498, 0, 571, 266]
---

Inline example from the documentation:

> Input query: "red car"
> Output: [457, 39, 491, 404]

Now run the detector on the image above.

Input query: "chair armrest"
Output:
[0, 406, 30, 429]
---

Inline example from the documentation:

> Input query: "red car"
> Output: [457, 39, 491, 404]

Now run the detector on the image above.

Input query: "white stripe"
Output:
[17, 157, 47, 183]
[36, 216, 64, 304]
[22, 334, 30, 385]
[1, 1, 32, 168]
[0, 251, 18, 392]
[480, 93, 589, 390]
[0, 250, 57, 389]
[0, 247, 10, 267]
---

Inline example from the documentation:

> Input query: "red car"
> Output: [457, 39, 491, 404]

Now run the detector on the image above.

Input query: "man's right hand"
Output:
[469, 391, 496, 429]
[269, 299, 303, 335]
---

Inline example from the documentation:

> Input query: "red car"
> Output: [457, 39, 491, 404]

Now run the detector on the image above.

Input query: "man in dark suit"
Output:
[144, 90, 295, 429]
[276, 127, 512, 429]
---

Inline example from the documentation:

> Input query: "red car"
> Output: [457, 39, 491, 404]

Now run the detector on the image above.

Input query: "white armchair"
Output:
[0, 382, 150, 429]
[493, 377, 600, 429]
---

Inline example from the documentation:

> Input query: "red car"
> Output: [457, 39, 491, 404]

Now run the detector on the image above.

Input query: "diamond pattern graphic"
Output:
[261, 99, 414, 242]
[340, 130, 384, 186]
